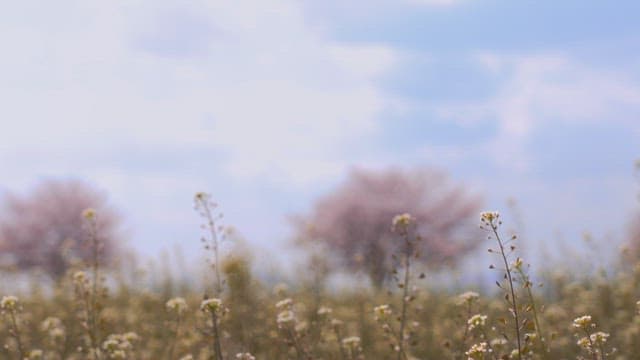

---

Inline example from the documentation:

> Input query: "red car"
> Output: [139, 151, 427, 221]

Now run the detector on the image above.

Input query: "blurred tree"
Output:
[0, 179, 124, 278]
[627, 215, 640, 260]
[293, 167, 482, 288]
[626, 159, 640, 260]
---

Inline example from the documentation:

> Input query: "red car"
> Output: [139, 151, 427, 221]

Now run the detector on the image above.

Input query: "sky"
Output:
[0, 0, 639, 268]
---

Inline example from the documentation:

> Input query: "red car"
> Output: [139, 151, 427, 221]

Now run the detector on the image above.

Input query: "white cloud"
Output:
[0, 0, 398, 188]
[0, 0, 400, 256]
[436, 53, 640, 171]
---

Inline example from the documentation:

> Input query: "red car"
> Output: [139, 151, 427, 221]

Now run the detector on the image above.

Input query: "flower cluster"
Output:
[166, 297, 189, 314]
[589, 331, 609, 345]
[82, 208, 97, 220]
[373, 304, 392, 320]
[27, 349, 43, 359]
[467, 314, 487, 331]
[40, 317, 65, 341]
[317, 306, 332, 316]
[277, 310, 295, 325]
[72, 271, 90, 291]
[102, 332, 139, 359]
[235, 352, 256, 360]
[466, 342, 489, 359]
[392, 213, 414, 233]
[200, 298, 223, 314]
[342, 336, 361, 347]
[275, 298, 293, 310]
[0, 295, 19, 311]
[275, 297, 296, 326]
[457, 291, 479, 305]
[572, 315, 610, 357]
[572, 315, 593, 329]
[480, 211, 499, 224]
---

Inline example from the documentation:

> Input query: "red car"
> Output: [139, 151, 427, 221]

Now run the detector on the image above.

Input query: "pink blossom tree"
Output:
[628, 214, 640, 257]
[0, 179, 124, 278]
[625, 160, 640, 261]
[294, 168, 483, 288]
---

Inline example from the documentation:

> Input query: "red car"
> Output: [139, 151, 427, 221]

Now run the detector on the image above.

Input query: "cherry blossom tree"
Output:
[294, 167, 482, 288]
[0, 179, 124, 278]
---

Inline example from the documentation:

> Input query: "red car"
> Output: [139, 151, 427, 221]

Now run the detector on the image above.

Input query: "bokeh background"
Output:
[1, 0, 639, 271]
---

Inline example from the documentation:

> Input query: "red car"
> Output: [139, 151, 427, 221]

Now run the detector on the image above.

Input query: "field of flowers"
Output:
[1, 198, 638, 360]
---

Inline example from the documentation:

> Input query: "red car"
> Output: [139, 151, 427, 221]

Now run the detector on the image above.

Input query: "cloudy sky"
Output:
[1, 0, 638, 265]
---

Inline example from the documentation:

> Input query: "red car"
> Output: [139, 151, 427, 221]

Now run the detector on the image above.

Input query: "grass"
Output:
[0, 197, 637, 360]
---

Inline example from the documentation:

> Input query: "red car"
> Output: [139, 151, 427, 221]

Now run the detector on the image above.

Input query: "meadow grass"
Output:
[0, 199, 636, 360]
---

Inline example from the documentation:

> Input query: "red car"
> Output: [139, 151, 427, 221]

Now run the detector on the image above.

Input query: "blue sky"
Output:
[0, 0, 638, 267]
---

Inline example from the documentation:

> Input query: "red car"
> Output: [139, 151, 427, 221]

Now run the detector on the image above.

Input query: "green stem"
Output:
[203, 202, 223, 296]
[333, 325, 348, 360]
[211, 312, 223, 360]
[397, 249, 411, 360]
[167, 314, 181, 360]
[491, 223, 522, 360]
[8, 310, 25, 360]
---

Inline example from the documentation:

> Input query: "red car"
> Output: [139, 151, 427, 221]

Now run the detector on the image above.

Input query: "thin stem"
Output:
[167, 314, 182, 360]
[479, 328, 498, 360]
[82, 289, 98, 356]
[598, 343, 606, 360]
[583, 328, 598, 360]
[287, 326, 305, 360]
[459, 302, 472, 359]
[202, 202, 223, 296]
[90, 222, 100, 354]
[211, 312, 223, 360]
[8, 310, 25, 360]
[82, 217, 102, 360]
[516, 267, 548, 357]
[397, 246, 411, 360]
[491, 223, 522, 360]
[333, 325, 348, 360]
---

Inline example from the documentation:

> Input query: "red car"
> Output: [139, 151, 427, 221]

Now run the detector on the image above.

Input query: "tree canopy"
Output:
[294, 167, 482, 287]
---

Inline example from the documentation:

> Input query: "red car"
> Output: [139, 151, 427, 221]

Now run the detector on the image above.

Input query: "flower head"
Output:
[73, 271, 87, 284]
[490, 338, 508, 348]
[457, 291, 480, 305]
[275, 298, 293, 310]
[122, 332, 139, 343]
[235, 353, 256, 360]
[0, 295, 19, 310]
[577, 337, 590, 349]
[272, 283, 289, 296]
[467, 314, 487, 331]
[572, 315, 593, 330]
[41, 317, 63, 331]
[480, 211, 499, 224]
[194, 192, 210, 202]
[374, 304, 392, 319]
[317, 306, 332, 316]
[277, 310, 295, 325]
[200, 298, 223, 314]
[82, 208, 96, 220]
[342, 336, 361, 347]
[465, 342, 488, 359]
[392, 213, 414, 232]
[166, 297, 188, 314]
[590, 331, 609, 345]
[512, 257, 523, 269]
[109, 350, 126, 359]
[103, 338, 120, 351]
[28, 350, 43, 360]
